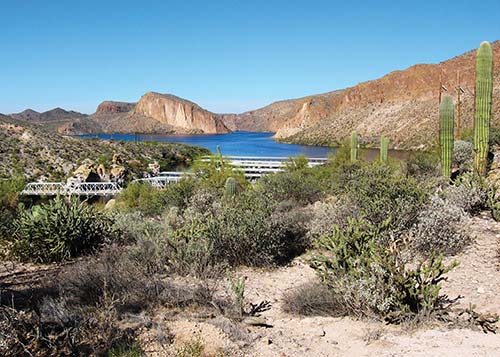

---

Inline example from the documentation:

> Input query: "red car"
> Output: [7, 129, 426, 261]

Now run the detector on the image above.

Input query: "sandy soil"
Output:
[157, 215, 500, 356]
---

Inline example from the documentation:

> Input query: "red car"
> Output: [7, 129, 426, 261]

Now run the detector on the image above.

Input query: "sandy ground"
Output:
[160, 215, 500, 356]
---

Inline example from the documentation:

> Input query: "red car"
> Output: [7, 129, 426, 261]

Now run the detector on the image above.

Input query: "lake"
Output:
[79, 132, 408, 160]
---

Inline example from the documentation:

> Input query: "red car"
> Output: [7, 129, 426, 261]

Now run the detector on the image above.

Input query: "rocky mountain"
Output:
[10, 107, 87, 122]
[58, 92, 230, 135]
[225, 41, 500, 148]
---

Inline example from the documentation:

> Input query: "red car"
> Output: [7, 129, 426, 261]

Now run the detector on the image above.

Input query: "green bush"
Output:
[326, 163, 429, 243]
[254, 169, 322, 204]
[10, 197, 118, 263]
[0, 176, 25, 241]
[311, 218, 457, 322]
[205, 191, 311, 266]
[191, 156, 247, 193]
[116, 181, 167, 216]
[405, 149, 440, 179]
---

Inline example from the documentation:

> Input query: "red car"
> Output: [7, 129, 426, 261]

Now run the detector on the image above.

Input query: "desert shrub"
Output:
[191, 156, 246, 193]
[411, 194, 472, 256]
[159, 178, 197, 211]
[444, 173, 491, 214]
[327, 163, 429, 243]
[0, 300, 137, 356]
[311, 219, 457, 322]
[405, 150, 440, 179]
[58, 244, 217, 311]
[58, 244, 159, 309]
[10, 197, 118, 263]
[205, 192, 311, 266]
[254, 169, 322, 204]
[307, 198, 359, 241]
[282, 282, 343, 316]
[116, 181, 167, 216]
[0, 176, 25, 241]
[453, 140, 474, 173]
[284, 155, 309, 172]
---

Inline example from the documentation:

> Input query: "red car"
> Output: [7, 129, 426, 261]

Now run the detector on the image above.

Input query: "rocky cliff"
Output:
[225, 41, 500, 148]
[95, 101, 135, 114]
[58, 93, 230, 135]
[133, 92, 230, 134]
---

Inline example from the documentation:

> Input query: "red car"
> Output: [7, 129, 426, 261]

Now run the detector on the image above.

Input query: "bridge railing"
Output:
[21, 157, 329, 195]
[21, 182, 67, 196]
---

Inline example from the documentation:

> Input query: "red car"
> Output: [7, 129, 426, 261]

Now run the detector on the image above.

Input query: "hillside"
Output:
[226, 41, 500, 148]
[0, 115, 209, 180]
[58, 93, 230, 135]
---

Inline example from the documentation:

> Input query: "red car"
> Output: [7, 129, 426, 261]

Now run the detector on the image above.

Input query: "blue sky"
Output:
[1, 0, 499, 114]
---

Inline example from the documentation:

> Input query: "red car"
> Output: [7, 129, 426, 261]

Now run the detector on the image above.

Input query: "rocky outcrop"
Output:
[133, 92, 230, 134]
[226, 41, 500, 148]
[96, 101, 135, 114]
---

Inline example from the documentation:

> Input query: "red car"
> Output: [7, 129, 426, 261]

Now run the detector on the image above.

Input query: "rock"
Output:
[110, 164, 126, 184]
[148, 161, 161, 176]
[96, 101, 135, 114]
[96, 164, 108, 180]
[112, 154, 122, 164]
[70, 160, 100, 183]
[133, 92, 230, 134]
[104, 199, 116, 210]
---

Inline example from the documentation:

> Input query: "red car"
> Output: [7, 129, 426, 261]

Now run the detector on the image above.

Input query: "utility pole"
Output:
[456, 71, 462, 140]
[439, 73, 443, 104]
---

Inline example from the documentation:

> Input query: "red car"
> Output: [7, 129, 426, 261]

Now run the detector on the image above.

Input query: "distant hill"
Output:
[0, 115, 209, 180]
[10, 107, 87, 122]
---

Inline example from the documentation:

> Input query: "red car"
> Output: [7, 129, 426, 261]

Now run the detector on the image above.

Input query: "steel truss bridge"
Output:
[21, 156, 328, 196]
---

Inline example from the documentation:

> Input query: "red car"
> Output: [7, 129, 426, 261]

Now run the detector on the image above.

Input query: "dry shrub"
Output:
[0, 298, 137, 356]
[282, 282, 344, 316]
[411, 194, 472, 256]
[58, 244, 218, 312]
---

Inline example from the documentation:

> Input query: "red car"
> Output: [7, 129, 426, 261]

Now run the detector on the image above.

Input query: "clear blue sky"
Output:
[1, 0, 499, 114]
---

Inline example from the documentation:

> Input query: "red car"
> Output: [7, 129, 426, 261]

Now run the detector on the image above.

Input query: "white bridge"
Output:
[21, 156, 328, 196]
[21, 182, 122, 196]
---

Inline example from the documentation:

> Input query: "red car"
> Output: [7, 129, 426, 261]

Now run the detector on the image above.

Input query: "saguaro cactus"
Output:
[225, 177, 237, 198]
[350, 131, 358, 162]
[440, 95, 455, 178]
[473, 41, 494, 176]
[380, 136, 389, 163]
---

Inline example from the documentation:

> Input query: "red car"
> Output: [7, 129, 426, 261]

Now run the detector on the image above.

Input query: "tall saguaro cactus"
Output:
[440, 95, 455, 178]
[473, 41, 493, 176]
[350, 131, 358, 162]
[380, 136, 389, 163]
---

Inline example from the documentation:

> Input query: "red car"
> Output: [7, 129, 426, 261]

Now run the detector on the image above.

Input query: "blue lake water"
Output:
[80, 132, 335, 157]
[79, 132, 408, 160]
